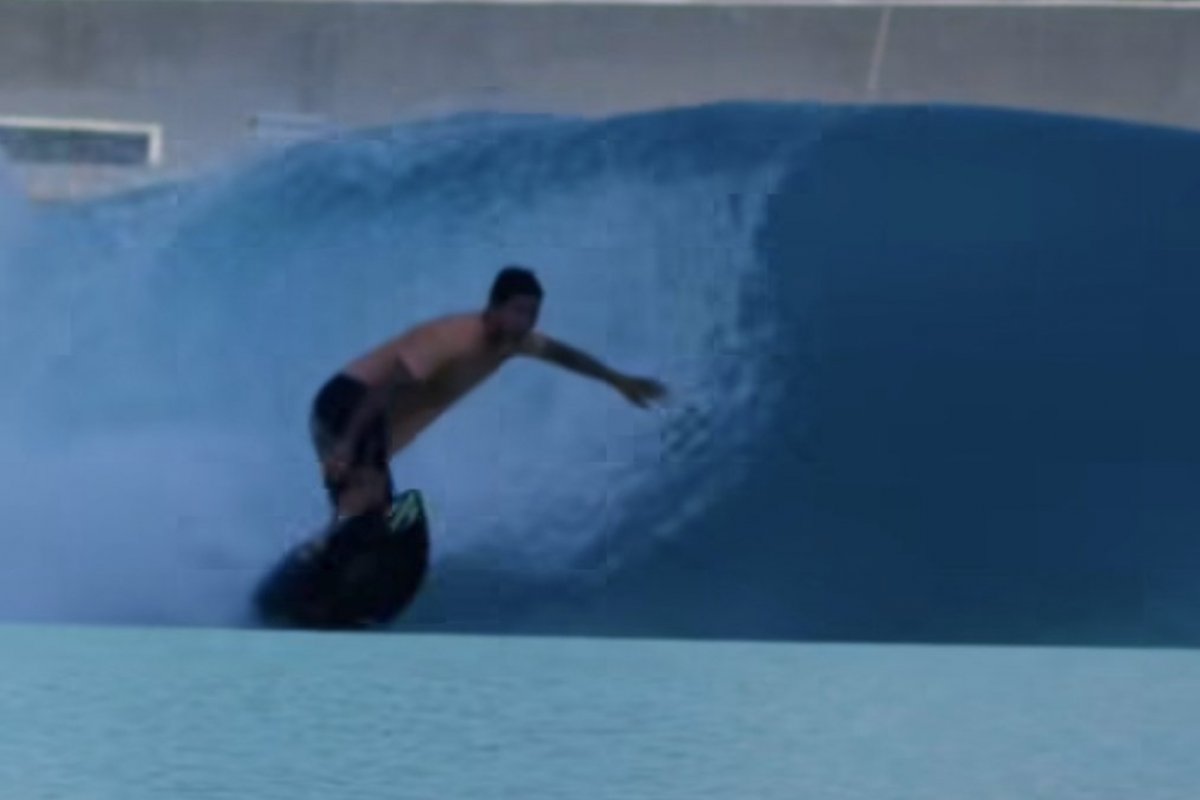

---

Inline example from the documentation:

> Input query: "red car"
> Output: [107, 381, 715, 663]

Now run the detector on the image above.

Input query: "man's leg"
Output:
[362, 412, 396, 512]
[324, 410, 394, 521]
[310, 373, 393, 521]
[332, 467, 391, 520]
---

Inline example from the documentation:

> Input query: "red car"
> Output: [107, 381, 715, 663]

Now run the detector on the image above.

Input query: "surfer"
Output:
[308, 265, 668, 522]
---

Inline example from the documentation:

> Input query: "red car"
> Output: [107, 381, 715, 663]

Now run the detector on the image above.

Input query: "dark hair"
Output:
[489, 266, 543, 307]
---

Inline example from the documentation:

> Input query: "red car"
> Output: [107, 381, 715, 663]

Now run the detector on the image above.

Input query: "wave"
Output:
[2, 102, 1199, 646]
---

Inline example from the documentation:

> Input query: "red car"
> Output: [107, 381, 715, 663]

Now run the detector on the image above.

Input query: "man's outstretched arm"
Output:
[518, 332, 668, 407]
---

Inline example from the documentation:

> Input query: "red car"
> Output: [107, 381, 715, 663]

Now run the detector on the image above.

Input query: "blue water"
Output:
[3, 624, 1199, 800]
[2, 102, 1199, 645]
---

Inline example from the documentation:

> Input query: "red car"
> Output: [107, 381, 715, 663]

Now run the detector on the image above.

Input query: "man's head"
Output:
[484, 266, 542, 343]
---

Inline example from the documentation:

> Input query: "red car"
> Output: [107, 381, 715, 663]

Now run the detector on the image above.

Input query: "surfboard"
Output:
[254, 489, 430, 630]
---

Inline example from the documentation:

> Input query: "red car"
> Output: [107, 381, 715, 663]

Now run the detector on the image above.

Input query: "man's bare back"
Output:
[343, 312, 518, 456]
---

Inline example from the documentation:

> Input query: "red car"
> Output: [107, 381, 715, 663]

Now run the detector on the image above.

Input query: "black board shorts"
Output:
[309, 372, 393, 505]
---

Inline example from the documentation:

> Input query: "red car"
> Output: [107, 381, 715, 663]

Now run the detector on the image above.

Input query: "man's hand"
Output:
[614, 375, 668, 408]
[522, 334, 669, 408]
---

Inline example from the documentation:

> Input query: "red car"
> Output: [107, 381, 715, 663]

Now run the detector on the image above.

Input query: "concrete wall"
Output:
[2, 0, 1199, 199]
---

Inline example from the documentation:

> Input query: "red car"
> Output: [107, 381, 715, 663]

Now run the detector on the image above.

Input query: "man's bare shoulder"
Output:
[425, 312, 487, 344]
[388, 312, 488, 374]
[398, 311, 473, 334]
[389, 312, 481, 347]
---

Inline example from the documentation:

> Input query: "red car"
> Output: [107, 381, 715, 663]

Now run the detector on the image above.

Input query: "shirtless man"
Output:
[309, 266, 668, 521]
